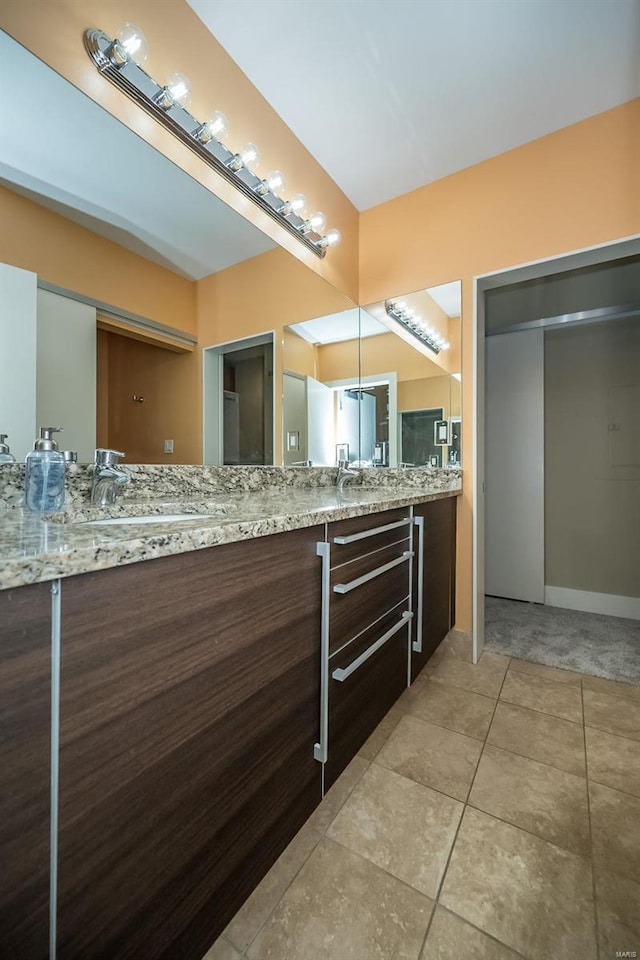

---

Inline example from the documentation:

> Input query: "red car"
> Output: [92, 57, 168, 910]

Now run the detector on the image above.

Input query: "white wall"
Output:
[545, 317, 640, 615]
[36, 289, 96, 462]
[0, 262, 37, 460]
[485, 329, 545, 603]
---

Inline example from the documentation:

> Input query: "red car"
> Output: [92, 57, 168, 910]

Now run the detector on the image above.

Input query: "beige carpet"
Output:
[485, 596, 640, 685]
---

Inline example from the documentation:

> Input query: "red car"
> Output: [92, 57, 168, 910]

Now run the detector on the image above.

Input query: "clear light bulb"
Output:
[166, 72, 192, 107]
[266, 170, 286, 195]
[197, 110, 229, 144]
[306, 211, 326, 233]
[116, 23, 149, 65]
[240, 142, 261, 171]
[325, 228, 342, 247]
[284, 193, 307, 217]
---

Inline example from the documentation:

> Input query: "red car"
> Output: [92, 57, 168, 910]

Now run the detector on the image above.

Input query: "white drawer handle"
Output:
[333, 551, 413, 594]
[332, 611, 413, 682]
[333, 518, 411, 545]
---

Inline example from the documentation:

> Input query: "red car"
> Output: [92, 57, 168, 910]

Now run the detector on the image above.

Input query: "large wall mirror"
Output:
[0, 30, 461, 470]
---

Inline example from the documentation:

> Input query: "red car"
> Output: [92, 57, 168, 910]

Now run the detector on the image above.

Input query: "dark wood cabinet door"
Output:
[412, 497, 457, 680]
[0, 582, 51, 960]
[325, 604, 410, 790]
[57, 527, 322, 960]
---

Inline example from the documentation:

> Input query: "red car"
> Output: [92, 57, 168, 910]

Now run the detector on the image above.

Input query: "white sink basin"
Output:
[86, 513, 220, 526]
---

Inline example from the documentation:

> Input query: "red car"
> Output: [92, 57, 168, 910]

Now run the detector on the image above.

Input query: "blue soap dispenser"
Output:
[25, 426, 65, 512]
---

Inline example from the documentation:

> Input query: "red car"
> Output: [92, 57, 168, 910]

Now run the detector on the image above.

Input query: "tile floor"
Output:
[204, 641, 640, 960]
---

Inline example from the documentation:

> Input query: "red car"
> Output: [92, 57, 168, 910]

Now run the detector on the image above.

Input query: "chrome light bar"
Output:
[385, 299, 450, 354]
[84, 28, 341, 259]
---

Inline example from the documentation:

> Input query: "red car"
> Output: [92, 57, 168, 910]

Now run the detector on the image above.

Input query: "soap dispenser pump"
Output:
[0, 434, 16, 464]
[25, 426, 65, 512]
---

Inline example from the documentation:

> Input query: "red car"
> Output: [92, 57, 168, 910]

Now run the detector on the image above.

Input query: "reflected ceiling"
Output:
[0, 31, 275, 279]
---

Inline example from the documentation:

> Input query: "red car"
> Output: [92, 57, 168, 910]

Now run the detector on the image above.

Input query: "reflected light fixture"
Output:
[84, 25, 340, 258]
[385, 300, 450, 354]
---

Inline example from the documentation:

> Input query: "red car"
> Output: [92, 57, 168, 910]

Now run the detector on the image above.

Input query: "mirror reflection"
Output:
[361, 283, 462, 468]
[281, 282, 462, 468]
[0, 30, 356, 466]
[0, 31, 461, 472]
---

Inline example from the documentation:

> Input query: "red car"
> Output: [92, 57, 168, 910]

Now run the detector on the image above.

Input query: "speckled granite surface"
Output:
[0, 463, 462, 506]
[0, 467, 461, 589]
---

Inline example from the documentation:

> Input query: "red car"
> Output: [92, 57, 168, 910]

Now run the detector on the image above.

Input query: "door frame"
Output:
[472, 234, 640, 662]
[202, 331, 276, 466]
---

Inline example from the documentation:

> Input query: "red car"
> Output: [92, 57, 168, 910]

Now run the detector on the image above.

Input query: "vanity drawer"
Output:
[325, 604, 411, 789]
[329, 508, 413, 567]
[329, 539, 412, 654]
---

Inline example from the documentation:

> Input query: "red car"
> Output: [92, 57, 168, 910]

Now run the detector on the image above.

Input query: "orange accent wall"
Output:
[0, 185, 196, 333]
[1, 0, 359, 301]
[197, 247, 356, 461]
[360, 98, 640, 632]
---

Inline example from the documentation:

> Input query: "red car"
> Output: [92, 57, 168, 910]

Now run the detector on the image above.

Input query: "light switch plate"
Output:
[164, 439, 174, 454]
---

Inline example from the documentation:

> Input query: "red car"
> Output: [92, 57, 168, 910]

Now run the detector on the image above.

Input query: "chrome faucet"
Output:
[336, 459, 360, 492]
[91, 449, 130, 505]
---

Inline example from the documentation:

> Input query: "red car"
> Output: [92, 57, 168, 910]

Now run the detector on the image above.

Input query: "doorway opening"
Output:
[473, 237, 640, 680]
[203, 332, 275, 466]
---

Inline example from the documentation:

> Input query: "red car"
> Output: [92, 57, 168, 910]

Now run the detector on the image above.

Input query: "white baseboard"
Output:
[544, 586, 640, 621]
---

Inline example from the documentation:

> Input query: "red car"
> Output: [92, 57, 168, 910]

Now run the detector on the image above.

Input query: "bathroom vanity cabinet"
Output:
[0, 581, 51, 960]
[55, 525, 323, 960]
[322, 508, 414, 788]
[0, 493, 457, 960]
[411, 497, 457, 680]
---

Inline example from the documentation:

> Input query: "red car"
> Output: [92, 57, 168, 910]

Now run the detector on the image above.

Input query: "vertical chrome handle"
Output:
[413, 516, 424, 653]
[314, 541, 330, 765]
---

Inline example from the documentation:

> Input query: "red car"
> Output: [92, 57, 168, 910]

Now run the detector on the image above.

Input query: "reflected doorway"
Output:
[203, 333, 274, 466]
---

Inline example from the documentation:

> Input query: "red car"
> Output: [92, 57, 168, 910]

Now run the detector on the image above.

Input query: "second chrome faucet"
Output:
[91, 449, 130, 505]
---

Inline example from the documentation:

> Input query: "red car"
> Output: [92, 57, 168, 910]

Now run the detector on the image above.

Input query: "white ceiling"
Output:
[188, 0, 640, 210]
[426, 282, 462, 318]
[0, 31, 275, 279]
[290, 307, 386, 345]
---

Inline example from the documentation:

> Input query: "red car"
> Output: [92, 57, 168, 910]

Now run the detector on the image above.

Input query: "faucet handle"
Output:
[95, 448, 126, 467]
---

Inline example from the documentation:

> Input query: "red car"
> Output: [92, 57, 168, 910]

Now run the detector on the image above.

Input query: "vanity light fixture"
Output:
[84, 26, 341, 258]
[385, 300, 450, 355]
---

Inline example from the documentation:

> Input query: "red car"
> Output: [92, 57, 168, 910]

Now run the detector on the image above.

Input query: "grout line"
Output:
[582, 680, 601, 960]
[417, 660, 511, 957]
[583, 720, 640, 746]
[434, 905, 529, 960]
[227, 758, 371, 957]
[499, 692, 583, 726]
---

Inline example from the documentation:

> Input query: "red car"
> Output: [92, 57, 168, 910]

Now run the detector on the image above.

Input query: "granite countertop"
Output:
[0, 484, 461, 590]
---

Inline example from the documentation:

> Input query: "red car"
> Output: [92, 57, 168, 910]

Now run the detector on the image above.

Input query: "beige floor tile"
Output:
[582, 674, 640, 703]
[586, 726, 640, 798]
[508, 658, 582, 686]
[440, 807, 596, 960]
[328, 762, 463, 898]
[438, 629, 475, 663]
[202, 937, 242, 960]
[247, 837, 433, 960]
[358, 706, 403, 761]
[397, 678, 496, 741]
[376, 715, 482, 801]
[224, 821, 322, 951]
[583, 688, 640, 742]
[589, 781, 640, 883]
[429, 654, 507, 698]
[421, 907, 522, 960]
[306, 755, 369, 834]
[595, 870, 640, 960]
[469, 744, 590, 856]
[487, 701, 585, 776]
[500, 670, 583, 723]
